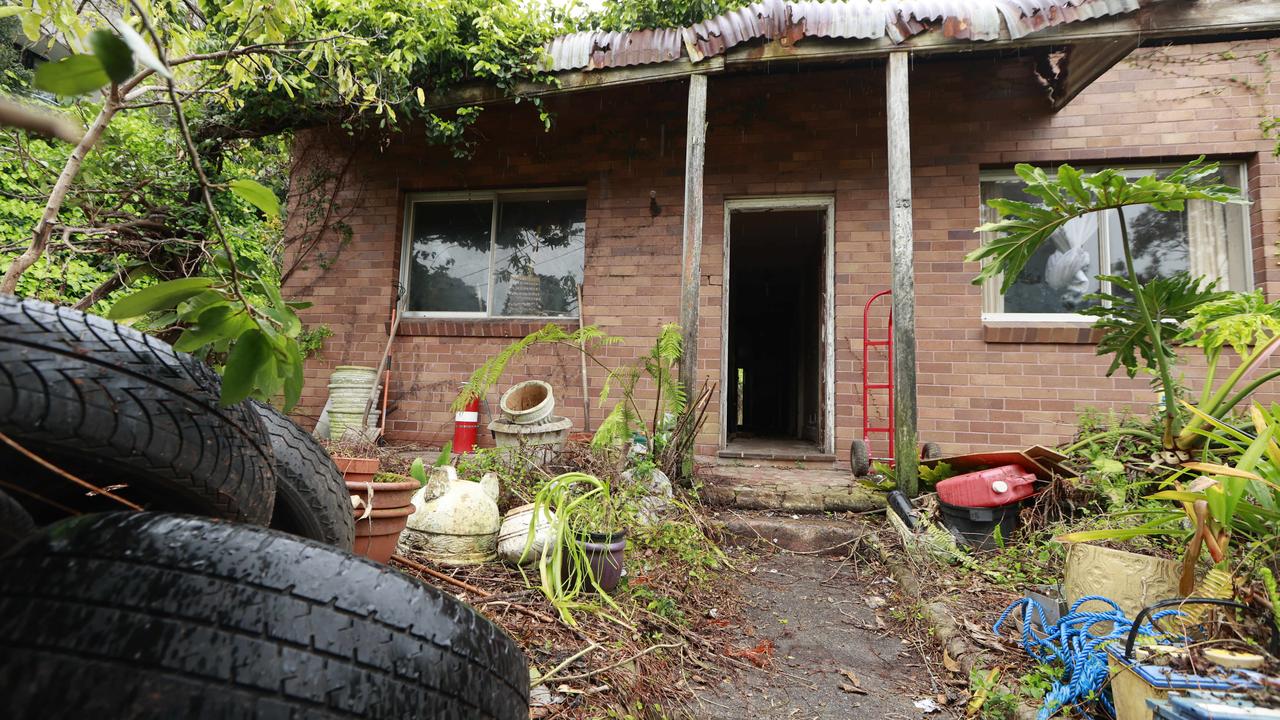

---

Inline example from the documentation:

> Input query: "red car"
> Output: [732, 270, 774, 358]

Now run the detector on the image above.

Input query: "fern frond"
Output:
[593, 401, 638, 448]
[451, 323, 614, 411]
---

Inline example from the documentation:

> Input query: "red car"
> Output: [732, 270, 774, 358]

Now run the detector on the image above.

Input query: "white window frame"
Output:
[978, 161, 1252, 325]
[399, 187, 587, 320]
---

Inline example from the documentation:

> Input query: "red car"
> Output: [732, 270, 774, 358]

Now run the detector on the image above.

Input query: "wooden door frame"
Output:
[719, 196, 836, 454]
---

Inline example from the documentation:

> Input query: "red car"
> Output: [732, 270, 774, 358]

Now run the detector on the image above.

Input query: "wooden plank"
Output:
[886, 51, 919, 497]
[679, 73, 708, 395]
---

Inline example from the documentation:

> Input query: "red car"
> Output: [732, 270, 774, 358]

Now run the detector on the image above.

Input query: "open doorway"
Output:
[722, 201, 832, 457]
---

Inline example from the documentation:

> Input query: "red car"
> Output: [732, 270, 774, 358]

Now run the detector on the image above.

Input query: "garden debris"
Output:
[389, 442, 744, 718]
[725, 639, 776, 668]
[837, 668, 866, 694]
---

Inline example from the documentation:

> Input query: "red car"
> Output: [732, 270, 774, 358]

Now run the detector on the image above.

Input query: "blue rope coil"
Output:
[993, 595, 1184, 720]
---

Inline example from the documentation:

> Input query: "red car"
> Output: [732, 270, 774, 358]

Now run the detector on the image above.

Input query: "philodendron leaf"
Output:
[34, 55, 110, 96]
[228, 179, 280, 218]
[108, 278, 215, 319]
[89, 30, 134, 83]
[220, 328, 270, 406]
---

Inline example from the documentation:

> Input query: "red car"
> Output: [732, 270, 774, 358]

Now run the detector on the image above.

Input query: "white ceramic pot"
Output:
[496, 503, 557, 565]
[499, 380, 555, 424]
[399, 467, 501, 565]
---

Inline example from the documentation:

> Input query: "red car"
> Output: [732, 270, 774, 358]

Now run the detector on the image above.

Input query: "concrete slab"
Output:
[698, 464, 886, 513]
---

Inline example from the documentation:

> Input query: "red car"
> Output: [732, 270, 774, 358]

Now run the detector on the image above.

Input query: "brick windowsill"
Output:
[397, 317, 577, 339]
[982, 322, 1101, 344]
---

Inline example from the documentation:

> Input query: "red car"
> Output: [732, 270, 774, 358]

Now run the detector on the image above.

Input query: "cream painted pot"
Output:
[496, 503, 557, 566]
[399, 466, 501, 565]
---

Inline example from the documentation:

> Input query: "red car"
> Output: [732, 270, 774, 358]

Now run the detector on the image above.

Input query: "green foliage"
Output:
[1082, 272, 1225, 380]
[968, 668, 1021, 720]
[594, 0, 749, 31]
[1180, 290, 1280, 358]
[108, 263, 308, 410]
[1060, 403, 1280, 579]
[454, 322, 686, 453]
[228, 179, 281, 218]
[594, 322, 685, 449]
[33, 54, 109, 96]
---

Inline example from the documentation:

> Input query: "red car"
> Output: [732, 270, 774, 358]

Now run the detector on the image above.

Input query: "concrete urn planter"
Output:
[399, 466, 501, 565]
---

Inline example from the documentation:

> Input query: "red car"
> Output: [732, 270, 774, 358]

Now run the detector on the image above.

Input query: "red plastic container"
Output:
[936, 464, 1036, 508]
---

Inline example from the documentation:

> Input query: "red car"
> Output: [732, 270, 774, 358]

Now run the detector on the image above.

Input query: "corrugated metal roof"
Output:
[544, 0, 1141, 71]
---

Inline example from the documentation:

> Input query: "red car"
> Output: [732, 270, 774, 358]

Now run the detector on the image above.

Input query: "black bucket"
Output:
[937, 499, 1024, 550]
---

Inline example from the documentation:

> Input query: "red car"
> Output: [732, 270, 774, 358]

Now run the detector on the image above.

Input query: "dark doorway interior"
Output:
[725, 209, 824, 454]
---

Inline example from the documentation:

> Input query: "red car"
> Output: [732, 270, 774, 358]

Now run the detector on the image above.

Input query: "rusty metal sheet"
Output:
[543, 0, 1145, 72]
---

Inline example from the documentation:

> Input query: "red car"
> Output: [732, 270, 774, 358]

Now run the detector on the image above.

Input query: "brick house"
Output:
[286, 0, 1280, 470]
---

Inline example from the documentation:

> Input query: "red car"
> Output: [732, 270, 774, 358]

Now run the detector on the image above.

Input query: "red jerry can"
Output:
[936, 464, 1036, 508]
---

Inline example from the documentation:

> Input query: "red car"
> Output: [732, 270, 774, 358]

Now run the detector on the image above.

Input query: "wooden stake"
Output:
[886, 52, 919, 496]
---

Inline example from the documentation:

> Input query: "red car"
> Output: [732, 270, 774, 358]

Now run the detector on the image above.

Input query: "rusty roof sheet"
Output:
[545, 0, 1141, 71]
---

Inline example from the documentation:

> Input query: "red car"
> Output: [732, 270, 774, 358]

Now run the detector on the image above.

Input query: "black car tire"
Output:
[0, 488, 36, 553]
[0, 513, 530, 719]
[0, 296, 274, 524]
[254, 401, 355, 551]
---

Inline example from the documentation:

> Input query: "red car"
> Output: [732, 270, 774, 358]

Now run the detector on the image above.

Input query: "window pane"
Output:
[983, 180, 1100, 314]
[492, 199, 586, 317]
[407, 201, 491, 313]
[1106, 204, 1190, 283]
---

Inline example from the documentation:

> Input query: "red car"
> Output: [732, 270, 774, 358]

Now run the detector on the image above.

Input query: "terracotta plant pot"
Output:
[347, 478, 420, 511]
[353, 505, 415, 563]
[332, 455, 380, 485]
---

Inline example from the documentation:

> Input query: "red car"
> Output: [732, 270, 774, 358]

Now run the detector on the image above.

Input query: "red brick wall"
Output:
[285, 39, 1280, 462]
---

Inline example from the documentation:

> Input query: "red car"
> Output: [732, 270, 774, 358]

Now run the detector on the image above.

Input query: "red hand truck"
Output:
[850, 290, 939, 476]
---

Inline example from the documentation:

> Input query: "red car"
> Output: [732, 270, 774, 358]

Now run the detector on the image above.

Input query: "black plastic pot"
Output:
[575, 531, 626, 592]
[937, 499, 1024, 551]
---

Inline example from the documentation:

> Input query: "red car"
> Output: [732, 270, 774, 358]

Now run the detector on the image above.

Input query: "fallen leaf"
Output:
[839, 683, 867, 695]
[839, 668, 862, 688]
[942, 649, 961, 673]
[864, 595, 887, 609]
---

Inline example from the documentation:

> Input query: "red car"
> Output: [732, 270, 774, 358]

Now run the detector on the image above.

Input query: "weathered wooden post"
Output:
[886, 51, 919, 496]
[679, 73, 707, 395]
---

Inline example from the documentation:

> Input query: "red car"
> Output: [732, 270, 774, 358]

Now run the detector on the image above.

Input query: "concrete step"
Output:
[697, 464, 886, 513]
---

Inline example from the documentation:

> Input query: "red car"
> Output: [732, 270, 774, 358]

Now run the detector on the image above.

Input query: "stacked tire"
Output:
[0, 297, 528, 718]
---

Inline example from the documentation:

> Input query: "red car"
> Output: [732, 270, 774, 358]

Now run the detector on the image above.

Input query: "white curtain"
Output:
[1187, 199, 1231, 286]
[1045, 213, 1097, 293]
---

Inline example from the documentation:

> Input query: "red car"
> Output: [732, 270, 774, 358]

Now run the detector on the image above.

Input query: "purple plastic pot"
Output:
[575, 531, 626, 593]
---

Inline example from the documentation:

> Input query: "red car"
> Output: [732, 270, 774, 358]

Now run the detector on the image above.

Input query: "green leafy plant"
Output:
[107, 255, 309, 409]
[1059, 403, 1280, 589]
[968, 158, 1247, 445]
[523, 472, 626, 625]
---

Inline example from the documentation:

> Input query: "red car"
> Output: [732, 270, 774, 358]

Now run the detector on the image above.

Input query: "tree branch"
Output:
[1, 89, 120, 295]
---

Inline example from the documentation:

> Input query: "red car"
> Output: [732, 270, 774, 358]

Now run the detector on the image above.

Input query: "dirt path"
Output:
[695, 549, 946, 720]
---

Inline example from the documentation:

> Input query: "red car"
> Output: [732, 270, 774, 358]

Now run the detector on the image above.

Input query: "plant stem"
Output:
[1061, 427, 1162, 454]
[1199, 349, 1220, 410]
[1212, 368, 1280, 422]
[1179, 341, 1280, 448]
[1115, 207, 1180, 442]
